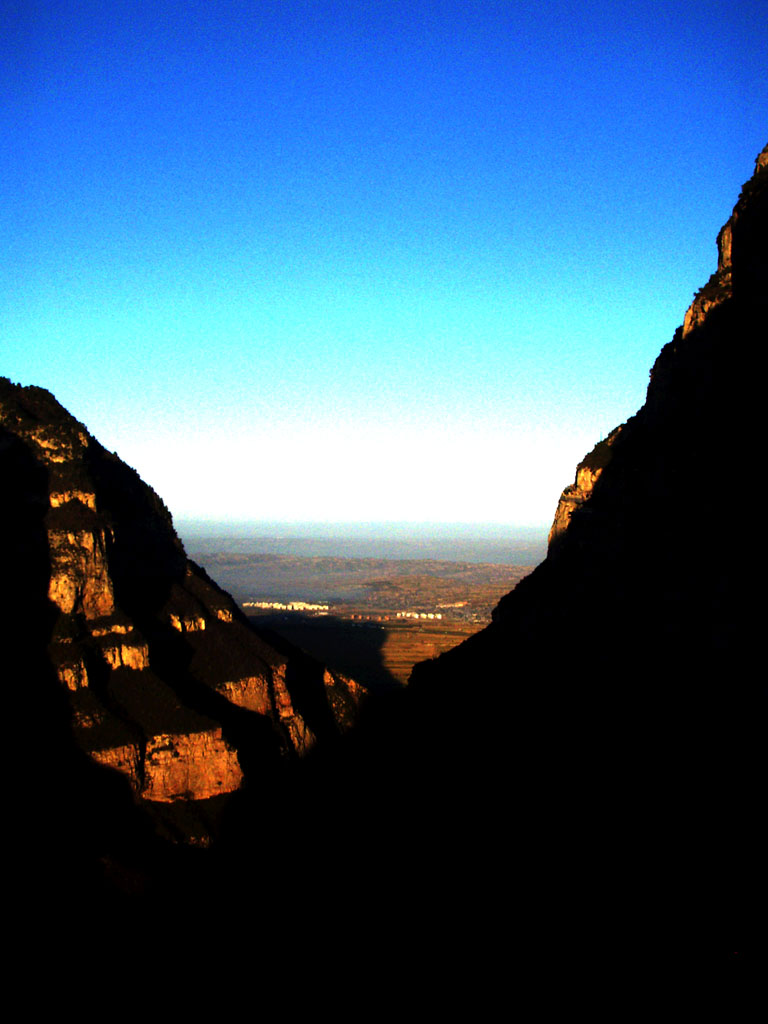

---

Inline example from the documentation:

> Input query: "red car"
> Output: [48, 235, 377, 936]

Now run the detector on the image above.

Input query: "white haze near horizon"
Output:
[177, 519, 549, 566]
[133, 420, 598, 532]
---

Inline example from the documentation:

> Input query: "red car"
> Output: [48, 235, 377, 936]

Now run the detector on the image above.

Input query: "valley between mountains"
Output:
[2, 143, 764, 953]
[187, 548, 535, 687]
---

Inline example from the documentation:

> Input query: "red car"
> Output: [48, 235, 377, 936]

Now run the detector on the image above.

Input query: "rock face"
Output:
[0, 380, 363, 845]
[547, 424, 622, 549]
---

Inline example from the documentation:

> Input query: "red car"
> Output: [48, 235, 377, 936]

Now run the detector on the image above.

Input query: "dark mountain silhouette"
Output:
[402, 142, 767, 949]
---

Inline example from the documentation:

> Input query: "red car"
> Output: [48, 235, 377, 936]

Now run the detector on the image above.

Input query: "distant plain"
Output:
[185, 524, 546, 688]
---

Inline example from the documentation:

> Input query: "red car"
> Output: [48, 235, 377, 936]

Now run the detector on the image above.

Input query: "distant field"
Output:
[249, 613, 481, 689]
[180, 523, 548, 566]
[189, 544, 537, 690]
[189, 536, 536, 688]
[374, 619, 483, 686]
[191, 551, 533, 623]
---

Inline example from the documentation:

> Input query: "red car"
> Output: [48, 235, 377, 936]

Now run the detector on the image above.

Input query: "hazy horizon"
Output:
[179, 519, 548, 566]
[177, 518, 547, 537]
[4, 2, 765, 528]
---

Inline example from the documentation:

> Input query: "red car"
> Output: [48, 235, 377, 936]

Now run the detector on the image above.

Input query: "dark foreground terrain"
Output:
[248, 612, 481, 688]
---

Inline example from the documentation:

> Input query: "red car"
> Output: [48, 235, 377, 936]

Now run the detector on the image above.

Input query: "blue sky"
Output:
[3, 1, 766, 529]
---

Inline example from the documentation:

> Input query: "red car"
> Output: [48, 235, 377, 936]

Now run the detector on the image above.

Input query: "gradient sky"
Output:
[3, 1, 766, 528]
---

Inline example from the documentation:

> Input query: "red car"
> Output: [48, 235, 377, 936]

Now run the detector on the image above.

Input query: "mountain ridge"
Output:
[1, 378, 364, 860]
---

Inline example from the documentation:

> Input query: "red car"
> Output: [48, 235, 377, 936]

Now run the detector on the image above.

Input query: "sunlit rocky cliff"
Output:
[1, 379, 362, 857]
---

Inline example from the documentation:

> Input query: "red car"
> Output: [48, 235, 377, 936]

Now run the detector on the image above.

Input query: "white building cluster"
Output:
[243, 600, 329, 613]
[242, 600, 447, 621]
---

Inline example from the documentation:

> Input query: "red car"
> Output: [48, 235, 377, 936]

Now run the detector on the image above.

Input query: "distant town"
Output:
[244, 599, 451, 620]
[191, 549, 537, 686]
[196, 551, 535, 626]
[243, 600, 330, 613]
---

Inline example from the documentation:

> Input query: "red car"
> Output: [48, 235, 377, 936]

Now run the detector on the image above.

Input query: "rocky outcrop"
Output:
[547, 425, 621, 548]
[681, 144, 766, 340]
[140, 729, 244, 803]
[0, 380, 365, 847]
